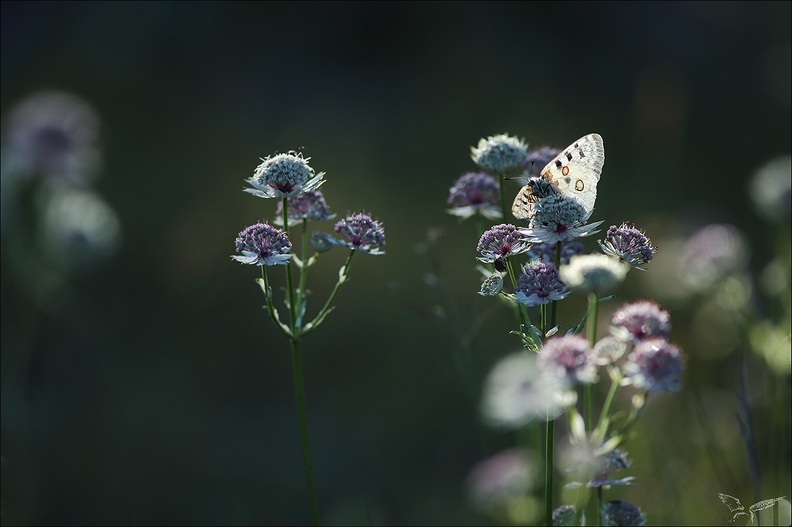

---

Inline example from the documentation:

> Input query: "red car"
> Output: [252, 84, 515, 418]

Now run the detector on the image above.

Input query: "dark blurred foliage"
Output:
[1, 2, 789, 525]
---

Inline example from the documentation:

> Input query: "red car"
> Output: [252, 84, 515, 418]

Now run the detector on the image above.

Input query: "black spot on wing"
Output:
[565, 152, 573, 161]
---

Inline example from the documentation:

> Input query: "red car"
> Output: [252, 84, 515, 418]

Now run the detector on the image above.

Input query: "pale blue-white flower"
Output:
[471, 134, 528, 173]
[559, 254, 628, 294]
[519, 194, 603, 244]
[244, 151, 325, 199]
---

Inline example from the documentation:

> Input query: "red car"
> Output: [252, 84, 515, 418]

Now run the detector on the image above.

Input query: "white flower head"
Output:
[244, 151, 325, 199]
[482, 351, 577, 428]
[560, 254, 628, 294]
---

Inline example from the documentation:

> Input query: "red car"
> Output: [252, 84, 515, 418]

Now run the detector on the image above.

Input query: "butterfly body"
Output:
[511, 133, 605, 221]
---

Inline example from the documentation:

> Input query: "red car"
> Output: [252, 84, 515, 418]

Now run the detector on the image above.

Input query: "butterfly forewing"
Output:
[511, 133, 604, 220]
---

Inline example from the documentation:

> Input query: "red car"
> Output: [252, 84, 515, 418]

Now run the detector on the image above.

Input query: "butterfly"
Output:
[511, 133, 605, 221]
[718, 493, 788, 524]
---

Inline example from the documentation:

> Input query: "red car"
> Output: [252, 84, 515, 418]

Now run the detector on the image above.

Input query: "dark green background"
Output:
[2, 2, 790, 525]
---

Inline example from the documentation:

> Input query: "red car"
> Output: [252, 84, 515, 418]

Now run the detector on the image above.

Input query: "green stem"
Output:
[303, 249, 355, 336]
[282, 198, 298, 331]
[544, 242, 562, 526]
[505, 258, 531, 330]
[583, 292, 599, 525]
[585, 293, 598, 433]
[298, 218, 309, 298]
[260, 267, 292, 338]
[289, 338, 322, 525]
[545, 419, 554, 526]
[498, 172, 510, 221]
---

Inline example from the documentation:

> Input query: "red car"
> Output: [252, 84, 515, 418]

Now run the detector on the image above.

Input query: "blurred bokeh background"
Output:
[2, 2, 790, 525]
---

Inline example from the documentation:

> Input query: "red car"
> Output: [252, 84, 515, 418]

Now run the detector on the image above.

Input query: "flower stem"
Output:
[303, 249, 354, 336]
[545, 418, 554, 526]
[282, 198, 299, 331]
[585, 293, 598, 432]
[289, 337, 322, 525]
[505, 258, 531, 330]
[544, 241, 562, 526]
[585, 292, 599, 526]
[498, 172, 509, 220]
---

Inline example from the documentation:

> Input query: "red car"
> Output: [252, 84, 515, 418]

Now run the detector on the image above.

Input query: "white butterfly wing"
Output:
[541, 133, 604, 217]
[511, 184, 539, 220]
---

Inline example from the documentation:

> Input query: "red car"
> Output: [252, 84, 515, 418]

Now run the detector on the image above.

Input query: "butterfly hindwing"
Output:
[512, 133, 604, 220]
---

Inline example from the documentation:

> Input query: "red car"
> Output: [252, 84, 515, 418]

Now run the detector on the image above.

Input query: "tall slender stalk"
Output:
[289, 338, 322, 525]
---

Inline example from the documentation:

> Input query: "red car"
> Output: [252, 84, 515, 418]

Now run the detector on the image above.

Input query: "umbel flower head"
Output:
[599, 222, 657, 270]
[476, 224, 531, 264]
[481, 351, 577, 428]
[231, 221, 293, 266]
[537, 335, 597, 385]
[3, 90, 101, 186]
[466, 448, 537, 508]
[520, 194, 603, 244]
[527, 241, 584, 266]
[447, 172, 502, 220]
[515, 261, 569, 306]
[275, 189, 335, 226]
[552, 505, 579, 527]
[560, 254, 628, 295]
[622, 338, 684, 394]
[600, 500, 646, 526]
[471, 133, 528, 173]
[522, 146, 561, 178]
[333, 211, 386, 254]
[244, 151, 325, 198]
[610, 300, 671, 343]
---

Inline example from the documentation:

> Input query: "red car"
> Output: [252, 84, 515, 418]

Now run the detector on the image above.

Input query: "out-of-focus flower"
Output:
[471, 134, 528, 173]
[333, 211, 386, 254]
[599, 222, 657, 271]
[310, 231, 336, 253]
[749, 155, 791, 224]
[537, 335, 597, 384]
[275, 189, 335, 226]
[244, 151, 325, 199]
[520, 194, 603, 244]
[478, 272, 504, 297]
[622, 338, 684, 394]
[2, 90, 101, 186]
[590, 449, 635, 487]
[591, 336, 630, 366]
[610, 300, 671, 344]
[562, 440, 636, 489]
[552, 505, 579, 526]
[522, 146, 561, 178]
[476, 223, 531, 264]
[515, 261, 569, 306]
[481, 351, 576, 428]
[447, 172, 502, 220]
[526, 240, 584, 266]
[600, 500, 646, 526]
[231, 221, 292, 266]
[678, 224, 748, 291]
[560, 254, 628, 294]
[466, 448, 537, 507]
[41, 188, 120, 269]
